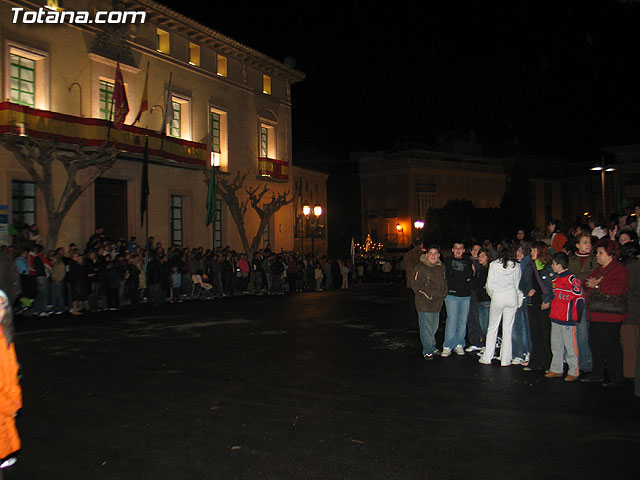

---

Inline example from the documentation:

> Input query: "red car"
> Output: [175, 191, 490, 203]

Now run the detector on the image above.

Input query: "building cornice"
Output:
[125, 0, 306, 84]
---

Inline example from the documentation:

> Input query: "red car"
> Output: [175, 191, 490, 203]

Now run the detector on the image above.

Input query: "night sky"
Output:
[165, 1, 640, 161]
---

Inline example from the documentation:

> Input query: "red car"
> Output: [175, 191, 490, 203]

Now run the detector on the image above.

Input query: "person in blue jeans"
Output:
[410, 246, 448, 359]
[442, 241, 474, 357]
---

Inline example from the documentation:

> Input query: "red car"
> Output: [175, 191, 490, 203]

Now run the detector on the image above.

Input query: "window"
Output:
[169, 100, 181, 138]
[156, 28, 170, 54]
[6, 44, 49, 110]
[260, 123, 275, 158]
[214, 196, 222, 248]
[210, 111, 220, 153]
[12, 181, 36, 227]
[209, 108, 228, 171]
[168, 96, 191, 140]
[99, 79, 114, 121]
[188, 42, 200, 66]
[10, 53, 36, 107]
[216, 54, 227, 77]
[417, 192, 436, 218]
[262, 74, 271, 95]
[170, 195, 182, 246]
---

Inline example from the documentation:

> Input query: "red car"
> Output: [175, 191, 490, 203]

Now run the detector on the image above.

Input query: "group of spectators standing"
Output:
[0, 226, 363, 317]
[403, 206, 640, 398]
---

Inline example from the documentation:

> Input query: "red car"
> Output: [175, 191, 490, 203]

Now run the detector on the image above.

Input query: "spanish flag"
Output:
[133, 61, 149, 125]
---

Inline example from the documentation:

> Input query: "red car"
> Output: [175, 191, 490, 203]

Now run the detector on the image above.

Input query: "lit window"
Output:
[259, 123, 275, 158]
[10, 54, 35, 107]
[99, 79, 114, 121]
[167, 96, 191, 140]
[263, 221, 270, 248]
[189, 42, 200, 66]
[7, 44, 49, 110]
[210, 108, 228, 171]
[210, 112, 221, 153]
[169, 100, 181, 138]
[216, 54, 227, 77]
[156, 28, 170, 54]
[262, 74, 271, 95]
[12, 181, 36, 227]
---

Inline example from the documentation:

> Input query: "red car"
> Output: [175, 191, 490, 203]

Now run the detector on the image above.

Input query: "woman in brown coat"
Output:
[0, 289, 21, 476]
[411, 246, 447, 359]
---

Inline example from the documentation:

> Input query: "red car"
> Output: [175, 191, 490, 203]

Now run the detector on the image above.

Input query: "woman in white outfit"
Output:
[479, 240, 524, 367]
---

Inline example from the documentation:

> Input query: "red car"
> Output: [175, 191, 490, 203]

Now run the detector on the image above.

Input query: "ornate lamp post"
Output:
[413, 219, 424, 243]
[303, 204, 323, 255]
[396, 222, 404, 247]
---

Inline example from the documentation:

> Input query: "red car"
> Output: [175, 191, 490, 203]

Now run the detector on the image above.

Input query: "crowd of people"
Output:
[404, 206, 640, 398]
[0, 226, 405, 318]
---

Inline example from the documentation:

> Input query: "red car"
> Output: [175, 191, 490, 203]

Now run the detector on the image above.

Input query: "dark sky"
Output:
[164, 1, 640, 161]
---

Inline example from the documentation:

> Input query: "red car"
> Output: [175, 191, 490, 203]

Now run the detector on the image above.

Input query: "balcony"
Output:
[0, 102, 208, 166]
[258, 156, 289, 181]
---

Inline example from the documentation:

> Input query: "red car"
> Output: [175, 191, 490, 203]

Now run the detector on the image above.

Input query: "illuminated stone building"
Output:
[0, 0, 305, 250]
[356, 145, 505, 248]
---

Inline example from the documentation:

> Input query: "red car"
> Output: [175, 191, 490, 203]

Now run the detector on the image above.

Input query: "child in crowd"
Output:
[545, 252, 585, 382]
[170, 266, 183, 303]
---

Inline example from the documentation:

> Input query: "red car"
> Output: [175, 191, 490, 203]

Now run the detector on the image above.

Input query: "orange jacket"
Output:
[0, 330, 21, 459]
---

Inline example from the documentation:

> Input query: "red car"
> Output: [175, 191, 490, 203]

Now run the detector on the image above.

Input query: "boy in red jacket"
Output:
[546, 252, 585, 382]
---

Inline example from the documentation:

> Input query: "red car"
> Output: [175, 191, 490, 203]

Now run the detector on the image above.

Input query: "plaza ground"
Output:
[9, 283, 640, 479]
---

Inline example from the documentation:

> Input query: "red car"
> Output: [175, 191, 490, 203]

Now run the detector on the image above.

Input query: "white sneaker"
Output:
[477, 347, 486, 357]
[441, 347, 452, 358]
[454, 345, 465, 356]
[465, 345, 482, 353]
[511, 357, 524, 365]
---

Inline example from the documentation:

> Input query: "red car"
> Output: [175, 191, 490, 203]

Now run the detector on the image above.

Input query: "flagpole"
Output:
[160, 71, 173, 154]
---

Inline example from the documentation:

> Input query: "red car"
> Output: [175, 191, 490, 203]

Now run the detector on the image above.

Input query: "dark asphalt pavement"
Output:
[8, 283, 640, 479]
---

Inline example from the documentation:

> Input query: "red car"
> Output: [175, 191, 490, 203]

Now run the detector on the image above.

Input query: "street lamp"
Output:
[413, 220, 424, 244]
[396, 223, 404, 247]
[303, 204, 323, 255]
[590, 159, 616, 216]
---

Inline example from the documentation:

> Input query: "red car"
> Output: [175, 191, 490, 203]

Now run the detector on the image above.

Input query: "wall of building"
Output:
[0, 0, 303, 252]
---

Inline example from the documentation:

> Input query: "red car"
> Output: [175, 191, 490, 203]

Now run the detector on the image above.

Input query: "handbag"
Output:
[587, 290, 627, 315]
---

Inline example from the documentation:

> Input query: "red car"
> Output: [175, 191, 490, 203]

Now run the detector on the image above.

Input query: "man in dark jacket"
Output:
[442, 241, 474, 357]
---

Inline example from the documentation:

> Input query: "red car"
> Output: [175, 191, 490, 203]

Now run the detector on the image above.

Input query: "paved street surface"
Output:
[9, 284, 640, 479]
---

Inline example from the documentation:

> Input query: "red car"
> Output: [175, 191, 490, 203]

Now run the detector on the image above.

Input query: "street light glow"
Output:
[302, 205, 311, 216]
[313, 205, 322, 216]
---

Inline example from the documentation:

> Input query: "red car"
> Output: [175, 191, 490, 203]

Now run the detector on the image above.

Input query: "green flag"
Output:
[206, 167, 216, 226]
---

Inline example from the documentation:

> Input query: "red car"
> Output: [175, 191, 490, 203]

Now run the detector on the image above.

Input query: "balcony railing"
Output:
[0, 102, 208, 166]
[258, 156, 289, 181]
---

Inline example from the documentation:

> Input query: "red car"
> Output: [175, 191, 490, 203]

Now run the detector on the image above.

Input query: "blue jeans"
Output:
[444, 295, 471, 349]
[478, 301, 490, 344]
[512, 305, 528, 359]
[52, 280, 65, 313]
[576, 309, 592, 371]
[418, 311, 440, 355]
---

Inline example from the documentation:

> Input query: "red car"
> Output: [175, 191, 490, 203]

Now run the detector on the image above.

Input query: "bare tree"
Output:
[205, 169, 292, 258]
[1, 134, 118, 250]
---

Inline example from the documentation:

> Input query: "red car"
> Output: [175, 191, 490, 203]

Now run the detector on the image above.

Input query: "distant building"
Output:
[355, 145, 505, 247]
[0, 0, 304, 250]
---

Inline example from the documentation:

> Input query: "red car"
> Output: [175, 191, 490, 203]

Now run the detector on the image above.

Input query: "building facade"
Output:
[0, 0, 305, 251]
[356, 146, 505, 248]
